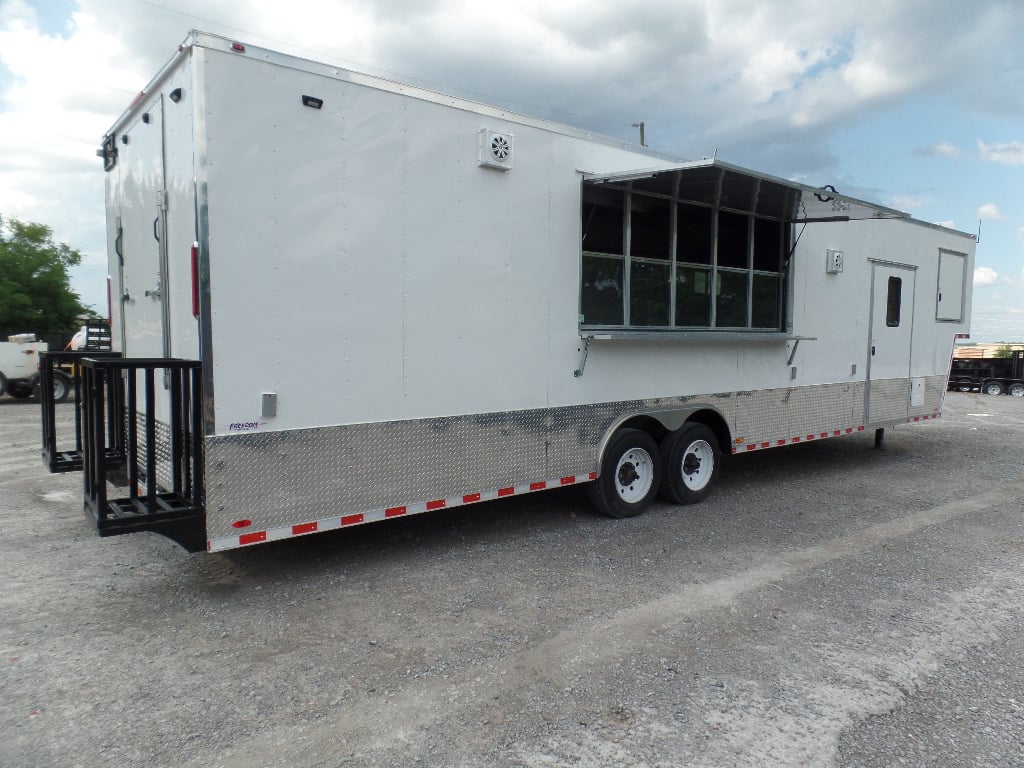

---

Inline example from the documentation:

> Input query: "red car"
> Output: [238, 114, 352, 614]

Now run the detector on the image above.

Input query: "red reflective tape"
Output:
[792, 437, 801, 443]
[498, 487, 515, 497]
[426, 499, 446, 511]
[857, 426, 865, 432]
[530, 481, 547, 491]
[560, 476, 575, 485]
[462, 493, 481, 503]
[292, 522, 317, 535]
[761, 442, 770, 448]
[746, 444, 757, 451]
[385, 506, 407, 517]
[845, 428, 853, 433]
[190, 243, 200, 317]
[821, 432, 828, 439]
[239, 531, 266, 546]
[776, 439, 786, 446]
[806, 435, 814, 441]
[588, 472, 597, 480]
[833, 430, 840, 436]
[341, 514, 364, 526]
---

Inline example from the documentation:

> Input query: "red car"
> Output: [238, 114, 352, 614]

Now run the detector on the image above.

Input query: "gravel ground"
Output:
[1, 391, 1022, 768]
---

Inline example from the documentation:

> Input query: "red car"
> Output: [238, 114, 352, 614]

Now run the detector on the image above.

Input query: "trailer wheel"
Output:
[1010, 383, 1024, 397]
[34, 372, 71, 404]
[983, 380, 1004, 396]
[659, 423, 720, 505]
[588, 428, 661, 518]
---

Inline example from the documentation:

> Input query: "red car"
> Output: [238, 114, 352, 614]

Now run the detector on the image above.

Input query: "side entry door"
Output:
[118, 97, 170, 361]
[866, 262, 916, 425]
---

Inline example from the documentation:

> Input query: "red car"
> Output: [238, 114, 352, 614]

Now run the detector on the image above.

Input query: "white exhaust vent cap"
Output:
[478, 128, 514, 171]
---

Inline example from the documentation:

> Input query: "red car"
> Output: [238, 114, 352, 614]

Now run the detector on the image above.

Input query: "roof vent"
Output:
[478, 129, 513, 171]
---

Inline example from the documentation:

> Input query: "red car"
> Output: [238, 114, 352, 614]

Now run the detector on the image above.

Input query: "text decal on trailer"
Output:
[227, 422, 265, 432]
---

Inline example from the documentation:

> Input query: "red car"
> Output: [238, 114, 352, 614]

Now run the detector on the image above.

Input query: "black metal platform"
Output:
[39, 350, 125, 473]
[80, 358, 206, 552]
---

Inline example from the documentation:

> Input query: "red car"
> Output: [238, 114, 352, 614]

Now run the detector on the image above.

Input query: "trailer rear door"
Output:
[867, 263, 916, 424]
[117, 97, 170, 360]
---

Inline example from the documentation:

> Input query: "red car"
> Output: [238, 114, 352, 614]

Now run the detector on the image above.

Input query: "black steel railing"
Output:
[81, 358, 206, 552]
[39, 350, 125, 473]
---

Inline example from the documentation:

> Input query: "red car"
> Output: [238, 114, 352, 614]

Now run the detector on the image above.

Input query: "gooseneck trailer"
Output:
[41, 31, 975, 552]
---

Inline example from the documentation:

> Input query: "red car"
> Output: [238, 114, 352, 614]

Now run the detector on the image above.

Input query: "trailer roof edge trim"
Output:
[583, 160, 954, 230]
[103, 29, 681, 164]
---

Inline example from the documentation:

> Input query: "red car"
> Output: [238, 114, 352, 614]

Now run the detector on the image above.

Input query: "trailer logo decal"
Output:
[227, 421, 265, 432]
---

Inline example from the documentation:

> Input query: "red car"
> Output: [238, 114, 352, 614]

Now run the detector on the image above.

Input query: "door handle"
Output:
[152, 217, 160, 242]
[871, 345, 876, 356]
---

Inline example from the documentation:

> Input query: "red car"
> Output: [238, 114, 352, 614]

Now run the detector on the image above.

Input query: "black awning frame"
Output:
[583, 159, 908, 224]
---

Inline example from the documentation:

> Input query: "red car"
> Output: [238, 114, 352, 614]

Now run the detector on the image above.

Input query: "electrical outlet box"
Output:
[826, 249, 844, 274]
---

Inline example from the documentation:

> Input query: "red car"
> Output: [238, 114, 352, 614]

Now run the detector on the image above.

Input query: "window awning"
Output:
[583, 159, 908, 223]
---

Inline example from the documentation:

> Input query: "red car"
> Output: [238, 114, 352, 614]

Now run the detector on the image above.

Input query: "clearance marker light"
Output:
[231, 42, 246, 52]
[190, 242, 200, 317]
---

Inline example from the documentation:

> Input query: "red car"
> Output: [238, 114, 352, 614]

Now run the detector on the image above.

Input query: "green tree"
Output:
[992, 345, 1014, 358]
[0, 215, 92, 336]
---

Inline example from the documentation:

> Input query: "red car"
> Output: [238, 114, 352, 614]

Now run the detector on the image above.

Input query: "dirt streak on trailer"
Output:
[39, 30, 975, 553]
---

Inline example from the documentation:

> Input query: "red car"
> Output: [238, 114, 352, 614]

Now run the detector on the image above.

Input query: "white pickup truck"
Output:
[0, 334, 71, 402]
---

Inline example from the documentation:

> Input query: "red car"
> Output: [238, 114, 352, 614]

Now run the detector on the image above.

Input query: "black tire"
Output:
[1010, 383, 1024, 398]
[659, 423, 721, 505]
[587, 428, 661, 519]
[8, 385, 32, 399]
[983, 380, 1004, 396]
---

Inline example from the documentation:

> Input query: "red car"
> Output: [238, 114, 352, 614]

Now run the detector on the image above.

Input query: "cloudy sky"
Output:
[1, 0, 1022, 340]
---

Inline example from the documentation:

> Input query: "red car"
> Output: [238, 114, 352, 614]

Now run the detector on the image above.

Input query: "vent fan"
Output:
[478, 128, 514, 171]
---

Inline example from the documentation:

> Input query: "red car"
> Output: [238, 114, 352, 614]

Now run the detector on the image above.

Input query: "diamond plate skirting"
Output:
[135, 412, 174, 490]
[203, 376, 944, 539]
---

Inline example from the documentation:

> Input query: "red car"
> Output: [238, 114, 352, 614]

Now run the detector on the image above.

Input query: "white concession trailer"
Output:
[49, 31, 974, 553]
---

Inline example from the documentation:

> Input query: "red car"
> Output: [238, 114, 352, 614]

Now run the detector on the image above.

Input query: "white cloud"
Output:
[977, 203, 1002, 220]
[920, 141, 960, 157]
[974, 267, 999, 286]
[978, 139, 1024, 165]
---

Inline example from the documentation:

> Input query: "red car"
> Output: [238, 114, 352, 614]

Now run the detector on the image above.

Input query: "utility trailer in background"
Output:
[948, 351, 1024, 396]
[43, 31, 975, 553]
